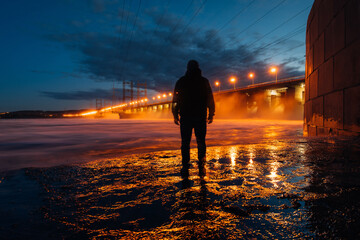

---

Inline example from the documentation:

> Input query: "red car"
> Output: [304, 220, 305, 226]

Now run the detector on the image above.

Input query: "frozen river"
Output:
[0, 118, 303, 171]
[0, 119, 359, 239]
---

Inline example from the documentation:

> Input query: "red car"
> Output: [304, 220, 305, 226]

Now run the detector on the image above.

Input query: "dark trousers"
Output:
[180, 117, 207, 168]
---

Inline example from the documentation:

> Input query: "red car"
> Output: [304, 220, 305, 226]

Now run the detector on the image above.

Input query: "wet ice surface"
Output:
[0, 118, 302, 171]
[0, 119, 359, 239]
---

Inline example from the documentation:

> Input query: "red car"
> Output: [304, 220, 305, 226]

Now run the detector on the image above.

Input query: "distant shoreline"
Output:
[0, 110, 91, 119]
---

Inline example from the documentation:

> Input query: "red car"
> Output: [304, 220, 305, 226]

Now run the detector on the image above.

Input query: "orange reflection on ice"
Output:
[229, 146, 237, 170]
[263, 126, 279, 139]
[268, 161, 280, 188]
[247, 145, 255, 169]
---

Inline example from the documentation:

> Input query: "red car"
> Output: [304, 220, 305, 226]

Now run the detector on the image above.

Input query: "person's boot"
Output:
[180, 165, 190, 179]
[198, 157, 206, 178]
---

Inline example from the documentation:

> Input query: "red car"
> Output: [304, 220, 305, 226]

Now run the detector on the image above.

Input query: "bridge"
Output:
[63, 76, 304, 119]
[115, 76, 305, 119]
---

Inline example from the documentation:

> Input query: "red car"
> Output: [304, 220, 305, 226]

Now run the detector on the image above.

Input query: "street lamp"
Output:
[230, 77, 236, 90]
[215, 81, 220, 92]
[248, 72, 255, 85]
[270, 67, 278, 83]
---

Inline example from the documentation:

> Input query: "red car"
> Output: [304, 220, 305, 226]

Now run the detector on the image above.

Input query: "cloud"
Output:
[41, 88, 113, 100]
[91, 0, 105, 13]
[44, 6, 305, 95]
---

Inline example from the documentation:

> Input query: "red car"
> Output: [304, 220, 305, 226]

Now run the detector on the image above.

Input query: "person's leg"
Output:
[180, 118, 193, 173]
[194, 119, 207, 176]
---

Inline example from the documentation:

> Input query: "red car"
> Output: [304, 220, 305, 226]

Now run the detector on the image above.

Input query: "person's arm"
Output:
[172, 81, 180, 125]
[206, 79, 215, 124]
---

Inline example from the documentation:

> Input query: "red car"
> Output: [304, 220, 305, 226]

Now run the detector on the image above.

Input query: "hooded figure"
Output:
[172, 60, 215, 178]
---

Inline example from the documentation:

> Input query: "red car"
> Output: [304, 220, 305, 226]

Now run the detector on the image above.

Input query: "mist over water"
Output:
[0, 118, 303, 171]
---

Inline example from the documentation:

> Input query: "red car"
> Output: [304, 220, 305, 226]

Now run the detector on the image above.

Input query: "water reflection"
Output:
[1, 138, 359, 239]
[229, 146, 237, 171]
[268, 161, 280, 188]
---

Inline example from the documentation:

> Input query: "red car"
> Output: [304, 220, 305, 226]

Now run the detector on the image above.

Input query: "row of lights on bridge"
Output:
[214, 67, 278, 91]
[63, 67, 279, 117]
[131, 67, 278, 105]
[128, 92, 173, 106]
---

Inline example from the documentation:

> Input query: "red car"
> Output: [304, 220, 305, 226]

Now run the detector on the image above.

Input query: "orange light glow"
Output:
[163, 94, 166, 98]
[157, 95, 161, 99]
[152, 97, 155, 100]
[230, 77, 236, 83]
[248, 73, 254, 78]
[145, 98, 148, 102]
[169, 93, 172, 96]
[215, 81, 220, 86]
[63, 114, 79, 117]
[80, 111, 98, 116]
[270, 67, 277, 73]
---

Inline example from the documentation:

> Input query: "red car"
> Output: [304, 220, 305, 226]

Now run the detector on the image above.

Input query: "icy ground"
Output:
[0, 119, 359, 239]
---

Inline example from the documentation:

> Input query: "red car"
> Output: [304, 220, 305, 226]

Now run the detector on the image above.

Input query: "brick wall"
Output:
[305, 0, 360, 136]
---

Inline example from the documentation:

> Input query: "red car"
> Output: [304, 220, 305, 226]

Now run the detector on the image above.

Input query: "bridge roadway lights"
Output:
[124, 78, 304, 117]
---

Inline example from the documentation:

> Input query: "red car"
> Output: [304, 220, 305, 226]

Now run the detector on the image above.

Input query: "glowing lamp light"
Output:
[145, 98, 148, 102]
[215, 81, 220, 92]
[152, 97, 155, 100]
[230, 77, 236, 89]
[270, 67, 278, 83]
[80, 110, 98, 116]
[169, 93, 172, 96]
[248, 72, 255, 85]
[163, 94, 166, 98]
[270, 90, 277, 96]
[157, 95, 161, 99]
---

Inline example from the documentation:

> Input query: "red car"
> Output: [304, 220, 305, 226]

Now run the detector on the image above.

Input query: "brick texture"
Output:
[318, 57, 334, 96]
[305, 0, 360, 136]
[314, 33, 325, 69]
[324, 90, 343, 129]
[334, 40, 360, 89]
[324, 9, 345, 60]
[345, 0, 360, 45]
[309, 70, 318, 99]
[344, 85, 360, 132]
[312, 97, 323, 127]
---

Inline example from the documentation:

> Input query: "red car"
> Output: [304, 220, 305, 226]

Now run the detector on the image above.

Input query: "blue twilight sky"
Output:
[0, 0, 314, 111]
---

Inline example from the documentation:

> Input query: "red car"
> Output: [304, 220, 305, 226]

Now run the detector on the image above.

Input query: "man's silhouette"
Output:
[172, 60, 215, 178]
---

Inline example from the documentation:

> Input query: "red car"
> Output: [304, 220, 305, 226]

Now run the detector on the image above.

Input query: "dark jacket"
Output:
[172, 68, 215, 119]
